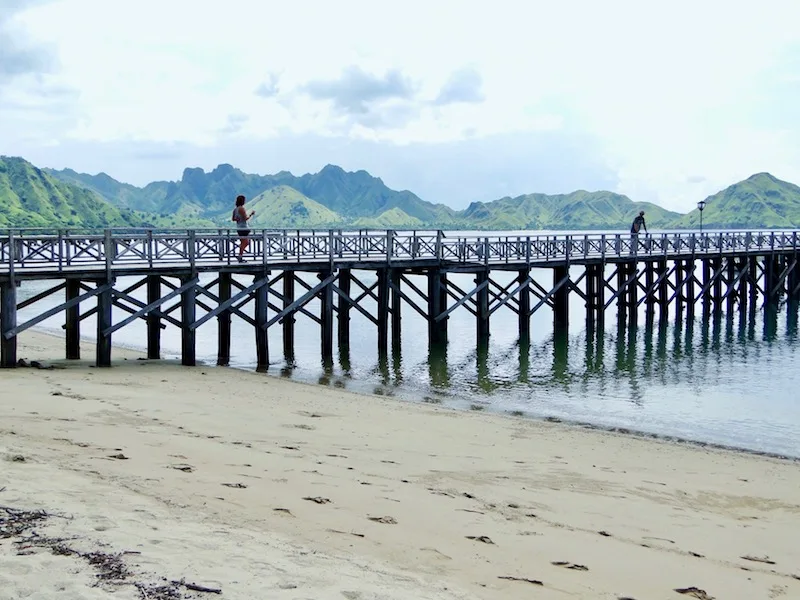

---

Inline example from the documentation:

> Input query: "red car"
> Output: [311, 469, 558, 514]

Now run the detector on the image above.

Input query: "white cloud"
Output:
[3, 0, 800, 211]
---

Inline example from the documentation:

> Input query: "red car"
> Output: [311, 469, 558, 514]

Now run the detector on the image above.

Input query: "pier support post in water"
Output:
[684, 259, 696, 316]
[764, 255, 781, 304]
[427, 269, 447, 346]
[254, 276, 269, 372]
[146, 275, 161, 360]
[337, 269, 350, 352]
[65, 278, 81, 360]
[626, 262, 638, 325]
[517, 268, 531, 344]
[616, 263, 629, 321]
[736, 258, 749, 312]
[476, 270, 490, 349]
[217, 273, 231, 366]
[711, 257, 723, 310]
[319, 270, 334, 367]
[644, 262, 655, 315]
[657, 260, 669, 319]
[96, 281, 113, 368]
[180, 275, 196, 366]
[726, 259, 738, 314]
[0, 280, 17, 368]
[377, 268, 390, 357]
[789, 258, 800, 300]
[390, 269, 402, 351]
[283, 271, 296, 361]
[553, 265, 569, 333]
[585, 263, 605, 328]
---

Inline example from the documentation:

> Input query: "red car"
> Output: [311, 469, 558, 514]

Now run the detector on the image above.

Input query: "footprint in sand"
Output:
[674, 587, 714, 600]
[303, 496, 331, 504]
[465, 535, 494, 544]
[552, 561, 589, 571]
[419, 547, 452, 560]
[368, 515, 397, 524]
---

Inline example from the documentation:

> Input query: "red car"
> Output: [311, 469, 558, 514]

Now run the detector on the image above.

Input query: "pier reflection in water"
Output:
[324, 300, 800, 458]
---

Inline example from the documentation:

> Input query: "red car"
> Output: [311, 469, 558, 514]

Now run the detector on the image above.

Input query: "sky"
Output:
[1, 0, 799, 212]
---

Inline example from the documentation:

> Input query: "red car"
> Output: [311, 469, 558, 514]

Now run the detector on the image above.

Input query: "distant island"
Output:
[1, 155, 799, 230]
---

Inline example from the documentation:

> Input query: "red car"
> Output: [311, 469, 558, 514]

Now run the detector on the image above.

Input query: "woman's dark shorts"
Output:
[237, 229, 250, 237]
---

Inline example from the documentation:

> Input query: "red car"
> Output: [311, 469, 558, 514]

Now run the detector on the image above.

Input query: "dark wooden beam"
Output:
[65, 279, 81, 359]
[146, 275, 161, 360]
[254, 276, 269, 372]
[180, 276, 196, 366]
[217, 272, 232, 366]
[0, 280, 17, 367]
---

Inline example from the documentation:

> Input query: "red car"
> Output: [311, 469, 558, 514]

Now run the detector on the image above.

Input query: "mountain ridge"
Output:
[0, 156, 790, 230]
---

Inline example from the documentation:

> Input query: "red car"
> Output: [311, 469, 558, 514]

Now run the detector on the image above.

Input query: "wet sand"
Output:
[1, 330, 799, 599]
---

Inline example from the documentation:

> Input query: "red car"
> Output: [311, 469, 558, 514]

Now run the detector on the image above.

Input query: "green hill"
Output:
[0, 156, 146, 228]
[673, 173, 800, 229]
[456, 190, 680, 230]
[242, 185, 343, 228]
[290, 165, 457, 225]
[353, 207, 425, 228]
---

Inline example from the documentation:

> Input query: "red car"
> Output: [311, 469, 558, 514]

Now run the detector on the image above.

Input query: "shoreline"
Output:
[24, 325, 800, 463]
[2, 329, 800, 598]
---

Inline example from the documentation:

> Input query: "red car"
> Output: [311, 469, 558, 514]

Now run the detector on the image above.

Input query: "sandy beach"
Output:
[1, 331, 799, 599]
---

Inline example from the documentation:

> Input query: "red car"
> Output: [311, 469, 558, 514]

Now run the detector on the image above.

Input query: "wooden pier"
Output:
[1, 228, 799, 368]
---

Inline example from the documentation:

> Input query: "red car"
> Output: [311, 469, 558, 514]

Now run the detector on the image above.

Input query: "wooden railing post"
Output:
[103, 229, 113, 279]
[188, 230, 196, 276]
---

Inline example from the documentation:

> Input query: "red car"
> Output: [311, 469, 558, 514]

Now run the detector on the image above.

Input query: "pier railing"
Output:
[0, 229, 798, 274]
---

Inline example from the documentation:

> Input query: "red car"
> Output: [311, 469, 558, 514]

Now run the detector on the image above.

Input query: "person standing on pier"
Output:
[232, 195, 255, 262]
[630, 210, 647, 253]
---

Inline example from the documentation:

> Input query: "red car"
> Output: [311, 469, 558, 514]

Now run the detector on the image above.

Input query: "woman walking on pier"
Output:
[232, 195, 255, 262]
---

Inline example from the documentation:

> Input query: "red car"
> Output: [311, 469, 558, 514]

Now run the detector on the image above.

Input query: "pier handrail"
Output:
[1, 229, 798, 274]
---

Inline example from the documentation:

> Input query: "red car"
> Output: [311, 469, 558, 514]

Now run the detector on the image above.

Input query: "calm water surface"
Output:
[14, 231, 800, 459]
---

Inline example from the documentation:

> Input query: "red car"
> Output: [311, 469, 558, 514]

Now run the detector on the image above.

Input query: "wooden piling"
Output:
[96, 281, 113, 367]
[789, 258, 800, 300]
[390, 268, 401, 350]
[319, 270, 334, 365]
[146, 275, 161, 360]
[337, 269, 350, 351]
[701, 259, 712, 308]
[283, 271, 296, 360]
[626, 262, 638, 324]
[685, 259, 696, 316]
[674, 261, 685, 314]
[711, 257, 723, 309]
[427, 269, 446, 346]
[616, 263, 629, 320]
[0, 280, 17, 367]
[553, 265, 569, 332]
[65, 278, 81, 359]
[476, 270, 490, 347]
[254, 277, 269, 372]
[377, 268, 390, 356]
[644, 262, 655, 314]
[216, 273, 231, 366]
[726, 259, 737, 313]
[736, 258, 748, 312]
[439, 273, 448, 344]
[180, 275, 196, 366]
[657, 260, 669, 318]
[517, 268, 531, 342]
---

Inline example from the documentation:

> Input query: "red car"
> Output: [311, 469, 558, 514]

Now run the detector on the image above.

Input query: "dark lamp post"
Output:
[697, 200, 706, 233]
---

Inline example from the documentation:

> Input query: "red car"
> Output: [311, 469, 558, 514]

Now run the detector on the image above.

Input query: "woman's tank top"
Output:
[232, 207, 248, 229]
